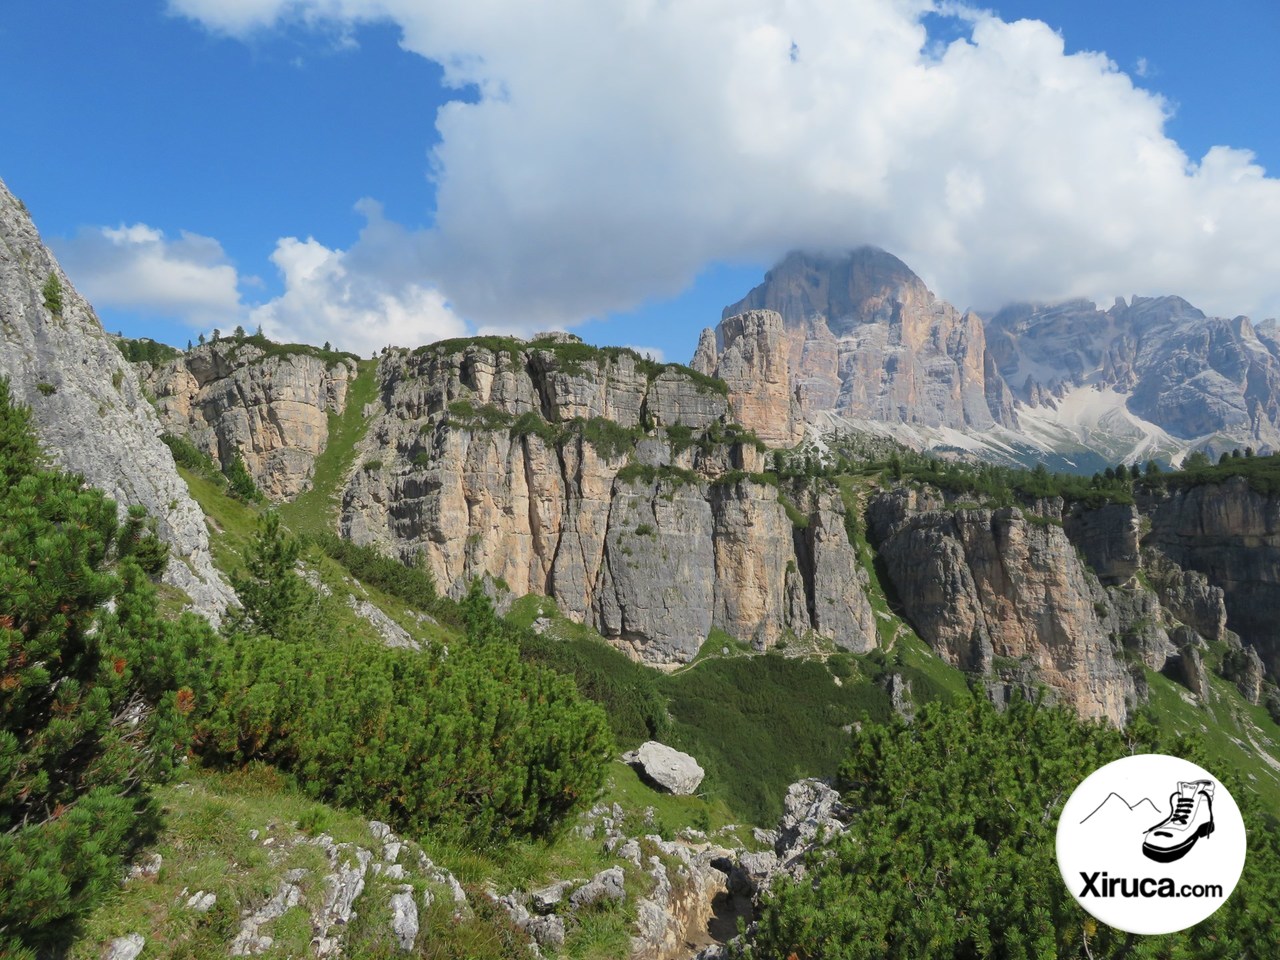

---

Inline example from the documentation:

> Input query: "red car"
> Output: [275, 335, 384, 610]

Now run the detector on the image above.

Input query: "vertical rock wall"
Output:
[0, 177, 232, 620]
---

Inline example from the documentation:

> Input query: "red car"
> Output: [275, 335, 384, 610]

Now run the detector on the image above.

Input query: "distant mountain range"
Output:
[695, 248, 1280, 470]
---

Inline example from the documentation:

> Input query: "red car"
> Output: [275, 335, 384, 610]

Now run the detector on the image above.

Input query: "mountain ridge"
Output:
[703, 248, 1280, 468]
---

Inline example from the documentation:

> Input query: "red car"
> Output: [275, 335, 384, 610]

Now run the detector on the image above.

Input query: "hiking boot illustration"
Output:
[1142, 780, 1215, 863]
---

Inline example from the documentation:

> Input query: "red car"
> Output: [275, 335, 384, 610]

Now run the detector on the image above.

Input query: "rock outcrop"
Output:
[988, 295, 1280, 455]
[339, 336, 877, 665]
[702, 249, 1015, 435]
[689, 310, 801, 447]
[0, 177, 232, 620]
[1143, 476, 1280, 675]
[867, 488, 1135, 724]
[137, 341, 358, 500]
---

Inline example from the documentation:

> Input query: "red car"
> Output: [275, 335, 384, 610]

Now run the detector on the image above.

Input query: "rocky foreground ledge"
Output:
[96, 778, 849, 960]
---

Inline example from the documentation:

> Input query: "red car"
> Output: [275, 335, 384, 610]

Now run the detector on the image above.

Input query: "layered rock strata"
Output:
[867, 487, 1136, 724]
[340, 337, 877, 665]
[695, 249, 1016, 440]
[138, 342, 358, 499]
[1143, 476, 1280, 675]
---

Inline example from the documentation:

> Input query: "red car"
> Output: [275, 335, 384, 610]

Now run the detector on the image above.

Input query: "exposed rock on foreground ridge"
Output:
[0, 177, 232, 620]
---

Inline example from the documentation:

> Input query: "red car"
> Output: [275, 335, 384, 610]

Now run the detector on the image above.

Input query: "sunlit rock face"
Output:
[0, 176, 232, 620]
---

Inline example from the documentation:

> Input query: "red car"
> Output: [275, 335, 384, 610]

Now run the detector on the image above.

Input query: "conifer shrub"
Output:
[200, 519, 610, 842]
[222, 451, 263, 503]
[41, 273, 63, 315]
[519, 631, 672, 749]
[0, 379, 219, 957]
[748, 694, 1280, 959]
[310, 532, 437, 611]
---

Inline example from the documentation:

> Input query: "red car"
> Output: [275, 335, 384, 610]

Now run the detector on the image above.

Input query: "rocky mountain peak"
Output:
[722, 247, 928, 336]
[701, 248, 1013, 435]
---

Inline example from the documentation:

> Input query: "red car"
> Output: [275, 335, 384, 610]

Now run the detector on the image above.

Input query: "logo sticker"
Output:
[1056, 754, 1246, 935]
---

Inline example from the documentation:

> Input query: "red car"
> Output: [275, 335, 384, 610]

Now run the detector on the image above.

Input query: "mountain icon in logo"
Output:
[1079, 792, 1161, 826]
[1078, 783, 1217, 863]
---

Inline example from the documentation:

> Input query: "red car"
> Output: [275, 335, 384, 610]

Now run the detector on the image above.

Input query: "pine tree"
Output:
[0, 379, 217, 956]
[229, 511, 312, 644]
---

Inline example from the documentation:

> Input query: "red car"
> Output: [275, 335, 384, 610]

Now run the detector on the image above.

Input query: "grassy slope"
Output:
[1144, 668, 1280, 811]
[278, 358, 379, 539]
[68, 765, 384, 960]
[508, 594, 896, 826]
[85, 454, 745, 959]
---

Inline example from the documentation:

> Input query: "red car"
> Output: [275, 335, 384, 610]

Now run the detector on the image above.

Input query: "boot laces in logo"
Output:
[1057, 755, 1245, 935]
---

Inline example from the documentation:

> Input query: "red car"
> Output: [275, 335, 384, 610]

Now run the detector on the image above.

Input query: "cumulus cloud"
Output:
[53, 223, 242, 328]
[170, 0, 1280, 327]
[249, 200, 466, 355]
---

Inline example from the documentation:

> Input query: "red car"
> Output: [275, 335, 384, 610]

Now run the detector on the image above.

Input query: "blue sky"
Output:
[2, 1, 1278, 362]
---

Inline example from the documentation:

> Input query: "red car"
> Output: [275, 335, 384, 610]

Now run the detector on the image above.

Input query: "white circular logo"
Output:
[1056, 754, 1246, 935]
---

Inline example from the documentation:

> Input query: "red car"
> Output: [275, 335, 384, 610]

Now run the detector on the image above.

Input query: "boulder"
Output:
[569, 867, 626, 909]
[623, 741, 705, 795]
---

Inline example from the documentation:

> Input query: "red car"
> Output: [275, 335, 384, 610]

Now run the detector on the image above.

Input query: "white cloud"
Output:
[170, 0, 1280, 327]
[53, 223, 243, 328]
[249, 200, 467, 355]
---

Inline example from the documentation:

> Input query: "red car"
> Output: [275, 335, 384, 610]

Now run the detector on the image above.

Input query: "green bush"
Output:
[519, 632, 672, 749]
[41, 273, 63, 314]
[0, 378, 218, 956]
[748, 694, 1280, 960]
[222, 451, 263, 503]
[114, 337, 180, 365]
[310, 532, 437, 612]
[202, 525, 609, 842]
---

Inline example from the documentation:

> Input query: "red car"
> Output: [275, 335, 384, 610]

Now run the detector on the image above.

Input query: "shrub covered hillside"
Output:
[199, 516, 612, 841]
[747, 695, 1280, 960]
[0, 379, 220, 957]
[0, 380, 612, 957]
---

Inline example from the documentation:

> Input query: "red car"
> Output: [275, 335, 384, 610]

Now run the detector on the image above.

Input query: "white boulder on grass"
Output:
[622, 741, 705, 795]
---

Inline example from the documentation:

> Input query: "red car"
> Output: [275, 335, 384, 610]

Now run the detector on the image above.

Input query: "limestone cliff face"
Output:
[690, 311, 801, 447]
[137, 342, 358, 499]
[1143, 477, 1280, 674]
[0, 177, 232, 619]
[340, 336, 877, 665]
[701, 250, 1014, 436]
[867, 488, 1135, 724]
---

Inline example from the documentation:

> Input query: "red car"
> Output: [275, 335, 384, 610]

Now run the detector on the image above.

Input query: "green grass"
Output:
[278, 359, 379, 538]
[1143, 668, 1280, 811]
[177, 465, 263, 576]
[658, 653, 891, 824]
[67, 764, 382, 960]
[511, 595, 892, 826]
[299, 542, 455, 649]
[599, 762, 742, 842]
